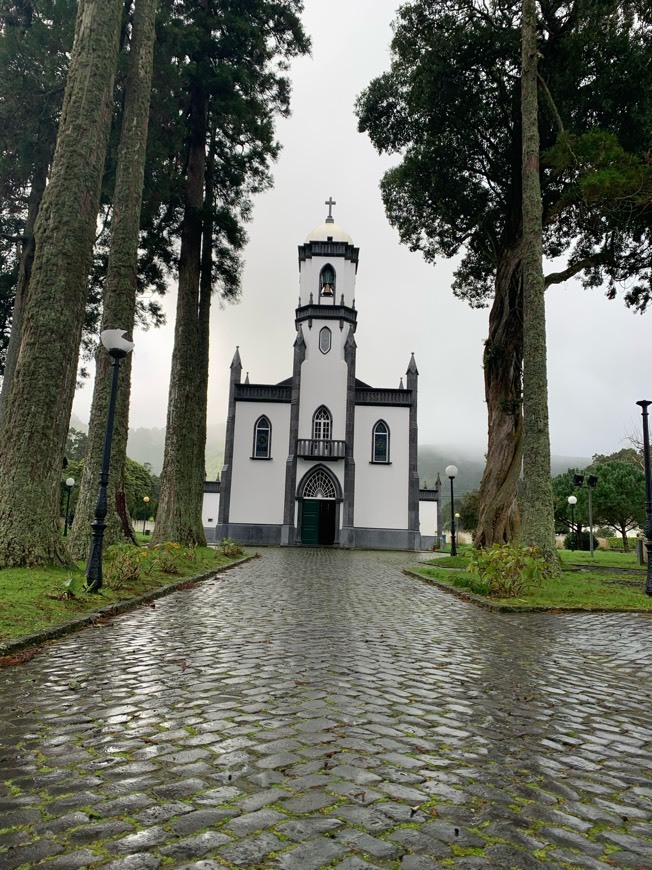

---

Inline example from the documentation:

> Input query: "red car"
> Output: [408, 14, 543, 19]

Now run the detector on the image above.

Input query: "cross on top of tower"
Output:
[325, 196, 336, 223]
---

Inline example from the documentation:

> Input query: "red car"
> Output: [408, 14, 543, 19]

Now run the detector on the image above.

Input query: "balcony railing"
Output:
[297, 439, 346, 460]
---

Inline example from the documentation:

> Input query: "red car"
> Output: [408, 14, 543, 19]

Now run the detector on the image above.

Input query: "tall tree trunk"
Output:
[68, 0, 158, 561]
[520, 0, 557, 562]
[194, 136, 215, 520]
[474, 244, 524, 548]
[0, 0, 124, 568]
[0, 156, 48, 429]
[152, 79, 208, 547]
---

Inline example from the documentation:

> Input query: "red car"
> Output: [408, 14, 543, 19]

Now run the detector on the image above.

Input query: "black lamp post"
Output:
[63, 477, 75, 537]
[445, 464, 458, 556]
[142, 496, 150, 535]
[567, 495, 577, 550]
[636, 400, 652, 596]
[86, 329, 134, 593]
[572, 473, 598, 555]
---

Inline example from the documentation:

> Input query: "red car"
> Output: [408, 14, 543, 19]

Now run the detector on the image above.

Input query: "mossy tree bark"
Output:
[0, 157, 48, 430]
[519, 0, 557, 562]
[475, 96, 524, 549]
[67, 0, 158, 562]
[0, 0, 124, 567]
[474, 243, 523, 548]
[152, 77, 208, 547]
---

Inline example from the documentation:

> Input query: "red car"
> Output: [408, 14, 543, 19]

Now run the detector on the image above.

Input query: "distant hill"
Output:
[127, 423, 226, 476]
[127, 426, 166, 471]
[73, 412, 590, 483]
[418, 446, 591, 497]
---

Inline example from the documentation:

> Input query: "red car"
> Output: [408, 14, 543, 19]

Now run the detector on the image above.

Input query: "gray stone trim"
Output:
[216, 523, 283, 546]
[204, 481, 221, 494]
[298, 241, 359, 270]
[418, 488, 439, 502]
[355, 388, 412, 406]
[234, 384, 291, 402]
[347, 527, 421, 551]
[295, 303, 357, 331]
[218, 352, 241, 526]
[406, 358, 420, 533]
[343, 325, 357, 532]
[282, 327, 306, 545]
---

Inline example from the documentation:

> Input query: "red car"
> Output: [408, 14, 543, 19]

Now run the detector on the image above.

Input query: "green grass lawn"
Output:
[436, 547, 644, 570]
[558, 548, 644, 568]
[0, 543, 244, 648]
[415, 548, 651, 610]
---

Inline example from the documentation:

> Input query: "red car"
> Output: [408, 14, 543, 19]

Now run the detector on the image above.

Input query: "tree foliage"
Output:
[457, 489, 480, 535]
[0, 0, 125, 567]
[67, 0, 159, 562]
[552, 458, 646, 550]
[152, 0, 310, 546]
[65, 427, 89, 463]
[356, 0, 652, 546]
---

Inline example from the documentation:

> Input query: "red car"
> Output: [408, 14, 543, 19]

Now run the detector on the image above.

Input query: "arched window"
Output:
[319, 326, 332, 354]
[312, 406, 332, 441]
[320, 264, 335, 297]
[253, 415, 271, 459]
[372, 420, 390, 463]
[303, 467, 337, 499]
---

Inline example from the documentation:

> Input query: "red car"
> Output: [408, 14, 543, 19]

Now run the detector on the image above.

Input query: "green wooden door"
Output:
[301, 499, 319, 546]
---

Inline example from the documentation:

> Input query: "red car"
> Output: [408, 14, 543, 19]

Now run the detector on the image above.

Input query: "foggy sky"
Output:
[72, 0, 652, 461]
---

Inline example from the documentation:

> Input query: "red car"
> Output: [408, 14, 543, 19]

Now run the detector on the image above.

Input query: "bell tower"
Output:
[297, 198, 359, 308]
[282, 202, 359, 545]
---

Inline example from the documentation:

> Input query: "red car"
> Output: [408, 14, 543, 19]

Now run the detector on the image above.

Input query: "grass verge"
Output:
[0, 544, 248, 649]
[413, 550, 651, 611]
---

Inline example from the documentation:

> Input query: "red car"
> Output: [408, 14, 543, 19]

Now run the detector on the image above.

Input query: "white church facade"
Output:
[203, 205, 439, 549]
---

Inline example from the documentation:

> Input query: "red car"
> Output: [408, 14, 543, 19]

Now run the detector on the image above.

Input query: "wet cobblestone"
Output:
[1, 547, 652, 868]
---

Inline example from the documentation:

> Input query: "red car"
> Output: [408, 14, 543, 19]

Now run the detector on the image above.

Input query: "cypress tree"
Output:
[0, 0, 124, 567]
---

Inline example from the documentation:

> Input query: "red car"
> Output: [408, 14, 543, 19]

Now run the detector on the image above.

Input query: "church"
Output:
[203, 203, 439, 549]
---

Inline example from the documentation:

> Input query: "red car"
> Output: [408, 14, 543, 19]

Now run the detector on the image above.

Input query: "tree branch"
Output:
[544, 253, 607, 286]
[537, 73, 564, 136]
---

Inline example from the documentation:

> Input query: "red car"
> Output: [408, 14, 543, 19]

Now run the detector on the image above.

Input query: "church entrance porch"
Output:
[300, 498, 336, 546]
[297, 464, 342, 546]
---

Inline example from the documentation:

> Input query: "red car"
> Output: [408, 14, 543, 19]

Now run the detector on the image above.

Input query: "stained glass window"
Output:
[253, 416, 271, 458]
[372, 420, 389, 463]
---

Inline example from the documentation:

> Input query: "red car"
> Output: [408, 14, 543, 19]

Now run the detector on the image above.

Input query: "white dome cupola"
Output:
[298, 198, 359, 308]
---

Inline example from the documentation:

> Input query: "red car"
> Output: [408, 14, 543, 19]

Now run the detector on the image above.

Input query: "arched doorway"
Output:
[298, 465, 341, 546]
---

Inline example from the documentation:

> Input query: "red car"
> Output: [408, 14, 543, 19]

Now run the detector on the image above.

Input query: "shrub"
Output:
[218, 537, 244, 558]
[467, 544, 555, 598]
[148, 541, 185, 575]
[605, 537, 625, 551]
[103, 544, 146, 589]
[563, 530, 599, 551]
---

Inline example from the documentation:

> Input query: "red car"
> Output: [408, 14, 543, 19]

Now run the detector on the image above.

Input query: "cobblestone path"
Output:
[1, 548, 652, 870]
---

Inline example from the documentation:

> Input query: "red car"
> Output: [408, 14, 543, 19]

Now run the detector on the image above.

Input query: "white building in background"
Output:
[203, 204, 439, 549]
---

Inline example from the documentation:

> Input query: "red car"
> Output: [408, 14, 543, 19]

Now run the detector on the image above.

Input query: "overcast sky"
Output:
[72, 0, 651, 461]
